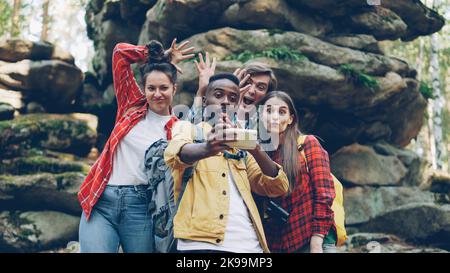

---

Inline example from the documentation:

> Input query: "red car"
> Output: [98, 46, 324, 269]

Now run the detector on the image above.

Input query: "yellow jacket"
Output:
[164, 121, 289, 253]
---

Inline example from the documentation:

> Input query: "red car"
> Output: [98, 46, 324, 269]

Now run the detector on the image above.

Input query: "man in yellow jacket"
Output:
[164, 73, 289, 253]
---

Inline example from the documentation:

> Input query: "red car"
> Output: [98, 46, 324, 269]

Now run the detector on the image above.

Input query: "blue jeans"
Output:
[79, 185, 153, 253]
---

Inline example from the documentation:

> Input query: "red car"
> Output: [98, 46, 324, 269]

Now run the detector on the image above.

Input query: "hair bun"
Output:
[147, 40, 168, 63]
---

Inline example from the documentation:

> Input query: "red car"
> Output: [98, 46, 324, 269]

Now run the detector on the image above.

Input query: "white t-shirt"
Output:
[108, 108, 172, 186]
[177, 168, 263, 253]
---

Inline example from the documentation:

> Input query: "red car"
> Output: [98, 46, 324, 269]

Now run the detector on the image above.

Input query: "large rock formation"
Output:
[0, 0, 447, 252]
[0, 40, 96, 252]
[0, 210, 79, 252]
[0, 172, 85, 215]
[0, 39, 75, 64]
[0, 39, 83, 112]
[83, 0, 444, 152]
[0, 114, 97, 158]
[77, 0, 448, 252]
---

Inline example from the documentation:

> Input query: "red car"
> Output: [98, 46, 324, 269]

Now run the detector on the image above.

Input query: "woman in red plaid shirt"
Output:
[77, 39, 195, 253]
[257, 91, 337, 253]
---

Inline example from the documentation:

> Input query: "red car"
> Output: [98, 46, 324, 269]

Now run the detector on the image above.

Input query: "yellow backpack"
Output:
[297, 135, 348, 246]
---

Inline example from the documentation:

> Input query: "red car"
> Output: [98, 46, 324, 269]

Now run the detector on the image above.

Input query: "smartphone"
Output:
[225, 128, 258, 150]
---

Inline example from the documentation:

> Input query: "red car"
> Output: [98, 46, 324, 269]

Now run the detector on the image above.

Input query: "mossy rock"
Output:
[0, 172, 85, 215]
[0, 210, 79, 252]
[0, 114, 97, 158]
[0, 156, 89, 175]
[0, 102, 15, 121]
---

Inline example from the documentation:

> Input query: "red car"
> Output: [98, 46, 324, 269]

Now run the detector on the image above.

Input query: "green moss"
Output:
[8, 211, 33, 227]
[338, 64, 379, 91]
[419, 81, 435, 100]
[7, 211, 42, 240]
[180, 50, 207, 64]
[0, 156, 85, 175]
[224, 47, 307, 63]
[154, 0, 166, 20]
[266, 28, 285, 36]
[18, 228, 37, 239]
[0, 174, 16, 183]
[1, 114, 96, 158]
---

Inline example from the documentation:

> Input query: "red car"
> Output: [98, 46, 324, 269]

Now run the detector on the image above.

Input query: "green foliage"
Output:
[224, 47, 307, 63]
[180, 50, 206, 64]
[0, 1, 12, 37]
[338, 64, 379, 91]
[419, 81, 435, 100]
[0, 156, 85, 175]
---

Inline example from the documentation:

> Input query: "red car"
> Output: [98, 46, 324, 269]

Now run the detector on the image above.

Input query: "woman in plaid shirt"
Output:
[77, 39, 194, 253]
[257, 91, 337, 253]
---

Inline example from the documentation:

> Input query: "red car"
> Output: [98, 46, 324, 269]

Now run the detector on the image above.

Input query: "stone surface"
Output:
[219, 0, 333, 37]
[0, 59, 83, 111]
[359, 203, 450, 250]
[325, 34, 383, 54]
[26, 102, 46, 114]
[284, 0, 445, 41]
[0, 114, 97, 158]
[372, 142, 426, 187]
[0, 89, 24, 111]
[344, 186, 434, 225]
[184, 27, 412, 76]
[84, 1, 445, 152]
[382, 0, 446, 41]
[0, 172, 85, 215]
[423, 170, 450, 194]
[0, 102, 15, 121]
[339, 232, 448, 253]
[138, 0, 234, 46]
[331, 143, 408, 186]
[85, 0, 142, 87]
[173, 29, 426, 150]
[0, 210, 79, 252]
[0, 39, 75, 64]
[349, 6, 408, 40]
[0, 155, 89, 175]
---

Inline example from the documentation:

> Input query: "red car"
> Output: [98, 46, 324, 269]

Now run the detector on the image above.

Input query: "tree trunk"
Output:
[40, 0, 51, 41]
[11, 0, 21, 37]
[428, 0, 446, 170]
[414, 37, 429, 161]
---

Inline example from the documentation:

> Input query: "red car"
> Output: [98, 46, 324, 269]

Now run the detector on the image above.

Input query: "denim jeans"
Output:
[79, 185, 153, 253]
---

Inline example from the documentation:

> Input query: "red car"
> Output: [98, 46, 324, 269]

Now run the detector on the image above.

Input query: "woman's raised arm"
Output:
[112, 43, 148, 119]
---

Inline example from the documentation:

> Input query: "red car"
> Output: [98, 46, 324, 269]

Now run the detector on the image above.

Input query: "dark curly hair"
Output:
[140, 40, 178, 85]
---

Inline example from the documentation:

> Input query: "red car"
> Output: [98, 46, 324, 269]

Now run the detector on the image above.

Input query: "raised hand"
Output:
[206, 113, 237, 155]
[233, 68, 251, 88]
[165, 38, 196, 73]
[194, 52, 217, 97]
[233, 68, 252, 105]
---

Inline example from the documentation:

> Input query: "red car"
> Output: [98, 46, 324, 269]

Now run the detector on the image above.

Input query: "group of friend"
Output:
[77, 38, 337, 253]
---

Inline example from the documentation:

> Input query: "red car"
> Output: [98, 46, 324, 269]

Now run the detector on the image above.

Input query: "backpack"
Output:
[297, 135, 348, 246]
[142, 124, 204, 253]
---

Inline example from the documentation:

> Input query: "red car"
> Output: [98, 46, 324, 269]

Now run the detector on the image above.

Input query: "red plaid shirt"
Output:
[78, 43, 178, 220]
[265, 135, 335, 252]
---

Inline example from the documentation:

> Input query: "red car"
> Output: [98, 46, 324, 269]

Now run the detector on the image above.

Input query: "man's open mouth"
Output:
[242, 96, 255, 105]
